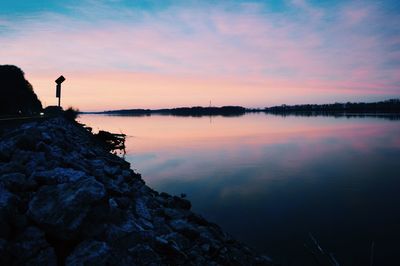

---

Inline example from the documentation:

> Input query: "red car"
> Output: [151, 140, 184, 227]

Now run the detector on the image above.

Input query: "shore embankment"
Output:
[0, 116, 272, 265]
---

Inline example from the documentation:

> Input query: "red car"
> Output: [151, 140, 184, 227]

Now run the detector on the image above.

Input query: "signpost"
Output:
[55, 75, 65, 107]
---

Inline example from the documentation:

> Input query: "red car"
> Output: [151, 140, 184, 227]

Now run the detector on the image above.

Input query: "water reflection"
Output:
[79, 113, 400, 265]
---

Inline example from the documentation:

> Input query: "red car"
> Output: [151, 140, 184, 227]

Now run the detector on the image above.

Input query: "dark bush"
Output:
[0, 65, 42, 115]
[64, 107, 80, 121]
[44, 106, 63, 116]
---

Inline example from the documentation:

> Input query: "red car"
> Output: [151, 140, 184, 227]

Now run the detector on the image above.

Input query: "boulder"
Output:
[169, 219, 200, 240]
[15, 132, 37, 151]
[0, 140, 14, 162]
[154, 236, 185, 257]
[0, 172, 37, 192]
[0, 238, 10, 265]
[66, 240, 111, 266]
[160, 207, 188, 220]
[104, 212, 144, 243]
[101, 177, 131, 196]
[0, 186, 19, 238]
[28, 178, 106, 239]
[9, 227, 57, 265]
[162, 232, 191, 251]
[173, 196, 192, 210]
[33, 167, 87, 185]
[65, 240, 135, 266]
[128, 244, 161, 265]
[135, 197, 151, 220]
[0, 161, 25, 175]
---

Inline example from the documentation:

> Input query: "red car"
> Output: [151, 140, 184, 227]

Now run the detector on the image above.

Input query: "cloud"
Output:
[0, 0, 399, 109]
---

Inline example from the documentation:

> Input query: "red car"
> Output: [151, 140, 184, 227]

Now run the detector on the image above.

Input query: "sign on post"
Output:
[55, 75, 65, 107]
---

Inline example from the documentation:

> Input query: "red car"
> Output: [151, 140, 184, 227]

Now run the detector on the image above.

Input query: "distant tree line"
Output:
[263, 99, 400, 114]
[96, 100, 400, 117]
[101, 106, 246, 117]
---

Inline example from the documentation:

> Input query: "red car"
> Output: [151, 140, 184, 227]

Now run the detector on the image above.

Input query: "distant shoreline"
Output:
[81, 99, 400, 118]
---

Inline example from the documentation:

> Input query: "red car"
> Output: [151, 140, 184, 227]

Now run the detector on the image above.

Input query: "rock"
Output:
[162, 232, 191, 251]
[62, 152, 90, 172]
[201, 243, 211, 253]
[0, 161, 25, 175]
[28, 177, 106, 239]
[128, 244, 161, 265]
[66, 240, 111, 266]
[33, 167, 87, 185]
[104, 165, 120, 177]
[197, 226, 224, 246]
[161, 194, 188, 209]
[27, 247, 57, 266]
[188, 213, 210, 226]
[169, 219, 200, 240]
[24, 152, 47, 175]
[15, 132, 37, 151]
[104, 212, 144, 243]
[160, 207, 188, 220]
[0, 186, 19, 238]
[173, 196, 192, 210]
[160, 192, 170, 198]
[154, 236, 185, 257]
[153, 216, 173, 235]
[10, 227, 57, 265]
[20, 122, 38, 131]
[101, 178, 131, 196]
[0, 172, 37, 192]
[121, 169, 132, 179]
[0, 238, 11, 265]
[135, 197, 151, 220]
[0, 141, 14, 162]
[7, 149, 47, 176]
[45, 146, 64, 163]
[41, 132, 52, 144]
[188, 247, 208, 265]
[13, 213, 28, 231]
[108, 198, 118, 209]
[35, 141, 48, 152]
[0, 186, 18, 210]
[113, 197, 131, 209]
[138, 217, 154, 230]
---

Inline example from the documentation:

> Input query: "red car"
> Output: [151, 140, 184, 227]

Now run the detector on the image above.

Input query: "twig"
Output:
[328, 252, 340, 266]
[309, 233, 325, 254]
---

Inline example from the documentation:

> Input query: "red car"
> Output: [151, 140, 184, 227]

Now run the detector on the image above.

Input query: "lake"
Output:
[79, 113, 400, 265]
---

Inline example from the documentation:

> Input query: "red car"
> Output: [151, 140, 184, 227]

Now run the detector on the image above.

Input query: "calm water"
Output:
[79, 113, 400, 265]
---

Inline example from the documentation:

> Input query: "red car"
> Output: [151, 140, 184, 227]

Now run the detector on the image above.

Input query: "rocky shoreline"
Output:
[0, 116, 272, 265]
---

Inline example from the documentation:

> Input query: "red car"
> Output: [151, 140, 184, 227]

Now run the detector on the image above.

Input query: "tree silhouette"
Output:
[0, 65, 42, 115]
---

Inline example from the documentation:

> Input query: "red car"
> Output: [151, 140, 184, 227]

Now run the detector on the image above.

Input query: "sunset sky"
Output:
[1, 0, 399, 111]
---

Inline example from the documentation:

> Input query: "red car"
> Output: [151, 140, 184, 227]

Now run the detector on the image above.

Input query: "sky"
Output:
[1, 0, 399, 111]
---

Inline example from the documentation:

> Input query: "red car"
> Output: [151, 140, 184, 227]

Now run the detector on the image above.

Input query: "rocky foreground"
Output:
[0, 117, 272, 265]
